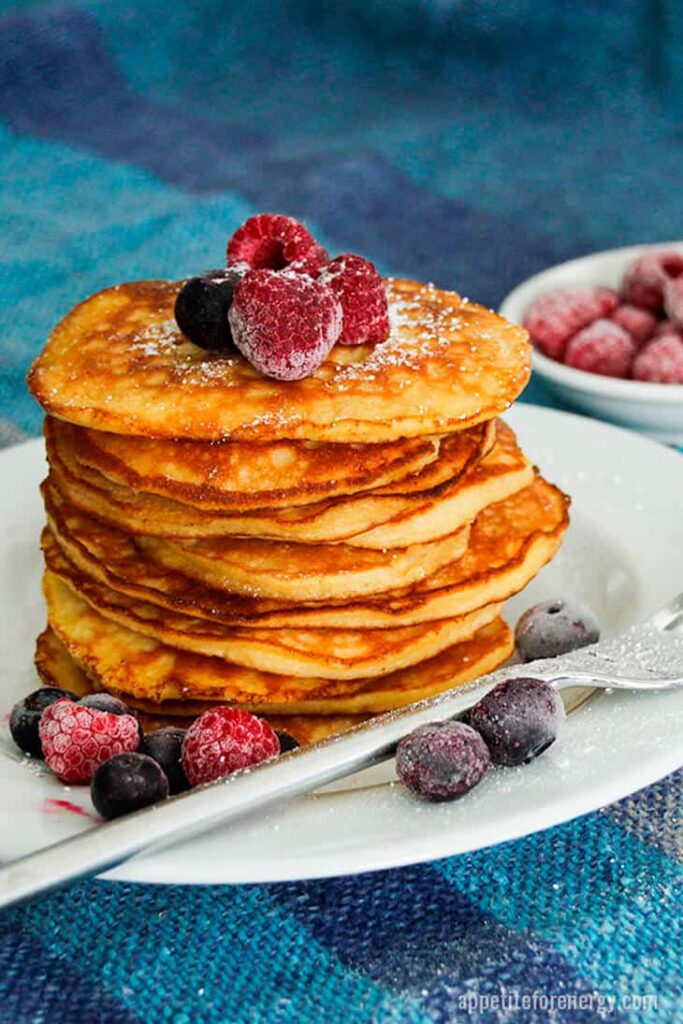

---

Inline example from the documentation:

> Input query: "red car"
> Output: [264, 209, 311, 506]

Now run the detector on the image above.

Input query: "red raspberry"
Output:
[523, 287, 618, 360]
[564, 319, 635, 378]
[39, 698, 140, 784]
[290, 244, 329, 277]
[621, 250, 683, 312]
[609, 303, 657, 346]
[654, 319, 683, 338]
[319, 254, 390, 345]
[181, 707, 280, 787]
[229, 269, 342, 381]
[633, 335, 683, 383]
[664, 276, 683, 328]
[227, 214, 317, 271]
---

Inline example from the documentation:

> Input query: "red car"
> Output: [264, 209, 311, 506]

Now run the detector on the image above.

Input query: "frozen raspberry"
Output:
[290, 244, 329, 277]
[319, 254, 389, 345]
[141, 727, 190, 794]
[622, 250, 683, 312]
[39, 698, 140, 784]
[91, 753, 169, 819]
[174, 267, 246, 350]
[564, 319, 635, 378]
[181, 707, 280, 787]
[227, 214, 317, 271]
[396, 721, 490, 801]
[9, 687, 77, 758]
[468, 678, 565, 766]
[633, 335, 683, 383]
[515, 598, 600, 662]
[653, 319, 683, 340]
[523, 287, 618, 361]
[610, 304, 657, 346]
[229, 269, 342, 381]
[664, 276, 683, 329]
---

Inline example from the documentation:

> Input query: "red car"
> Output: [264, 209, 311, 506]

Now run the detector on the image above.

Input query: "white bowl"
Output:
[499, 242, 683, 444]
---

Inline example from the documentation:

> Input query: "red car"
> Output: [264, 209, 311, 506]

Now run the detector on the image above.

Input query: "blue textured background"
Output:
[1, 1, 682, 1021]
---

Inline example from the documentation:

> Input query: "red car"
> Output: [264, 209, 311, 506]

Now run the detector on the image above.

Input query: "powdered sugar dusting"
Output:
[130, 318, 180, 358]
[486, 622, 683, 686]
[334, 284, 465, 384]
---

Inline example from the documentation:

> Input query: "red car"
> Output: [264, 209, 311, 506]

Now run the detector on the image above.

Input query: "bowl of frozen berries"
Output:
[499, 243, 683, 444]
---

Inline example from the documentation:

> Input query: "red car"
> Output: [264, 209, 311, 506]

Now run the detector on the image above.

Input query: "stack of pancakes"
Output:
[28, 277, 569, 744]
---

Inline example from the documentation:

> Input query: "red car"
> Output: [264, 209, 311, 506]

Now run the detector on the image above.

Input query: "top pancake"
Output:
[28, 278, 531, 443]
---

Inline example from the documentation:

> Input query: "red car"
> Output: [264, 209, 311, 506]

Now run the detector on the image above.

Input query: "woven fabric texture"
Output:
[0, 2, 681, 1021]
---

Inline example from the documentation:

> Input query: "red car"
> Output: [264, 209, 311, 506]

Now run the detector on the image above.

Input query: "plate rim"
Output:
[1, 402, 683, 885]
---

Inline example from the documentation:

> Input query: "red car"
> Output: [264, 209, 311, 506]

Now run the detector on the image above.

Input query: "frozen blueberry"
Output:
[396, 721, 490, 801]
[140, 727, 189, 794]
[174, 267, 245, 350]
[91, 752, 169, 819]
[468, 677, 565, 766]
[515, 598, 600, 662]
[79, 693, 131, 716]
[275, 730, 300, 754]
[9, 687, 77, 757]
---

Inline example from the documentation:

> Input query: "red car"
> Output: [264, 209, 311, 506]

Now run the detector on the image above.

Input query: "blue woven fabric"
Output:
[1, 2, 682, 1021]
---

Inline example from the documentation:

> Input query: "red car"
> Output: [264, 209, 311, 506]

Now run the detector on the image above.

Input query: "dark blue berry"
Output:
[515, 598, 600, 662]
[140, 727, 189, 794]
[10, 687, 77, 757]
[174, 268, 244, 350]
[79, 694, 130, 715]
[91, 753, 169, 819]
[275, 730, 299, 753]
[396, 721, 490, 801]
[468, 677, 565, 766]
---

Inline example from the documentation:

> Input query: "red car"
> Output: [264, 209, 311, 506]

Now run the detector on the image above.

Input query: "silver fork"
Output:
[2, 595, 683, 911]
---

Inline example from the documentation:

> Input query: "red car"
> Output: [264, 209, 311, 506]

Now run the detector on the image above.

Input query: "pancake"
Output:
[43, 574, 514, 714]
[373, 419, 496, 495]
[136, 524, 470, 602]
[66, 421, 442, 511]
[46, 417, 532, 548]
[28, 278, 531, 443]
[43, 538, 502, 678]
[44, 474, 569, 628]
[35, 628, 371, 745]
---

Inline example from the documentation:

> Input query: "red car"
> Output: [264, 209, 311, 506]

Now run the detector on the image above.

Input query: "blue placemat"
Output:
[1, 2, 682, 1021]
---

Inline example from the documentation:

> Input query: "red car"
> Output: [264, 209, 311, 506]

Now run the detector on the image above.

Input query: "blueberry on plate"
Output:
[91, 752, 169, 819]
[10, 687, 77, 757]
[79, 693, 131, 716]
[174, 267, 245, 350]
[515, 598, 600, 662]
[396, 720, 490, 801]
[468, 677, 565, 766]
[140, 727, 190, 794]
[275, 729, 300, 754]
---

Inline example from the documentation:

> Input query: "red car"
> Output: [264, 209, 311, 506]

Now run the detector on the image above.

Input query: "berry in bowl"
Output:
[499, 243, 683, 443]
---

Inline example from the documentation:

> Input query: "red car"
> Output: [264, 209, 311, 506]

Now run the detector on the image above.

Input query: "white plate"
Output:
[499, 242, 683, 444]
[1, 404, 683, 884]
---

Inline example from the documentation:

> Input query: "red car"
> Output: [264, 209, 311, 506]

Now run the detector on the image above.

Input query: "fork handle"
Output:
[0, 675, 519, 910]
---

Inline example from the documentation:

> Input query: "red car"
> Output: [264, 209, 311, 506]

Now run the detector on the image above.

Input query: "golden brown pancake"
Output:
[42, 573, 514, 714]
[44, 474, 569, 628]
[66, 421, 443, 510]
[135, 526, 470, 602]
[29, 278, 531, 442]
[43, 536, 502, 679]
[46, 417, 532, 548]
[34, 627, 371, 744]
